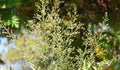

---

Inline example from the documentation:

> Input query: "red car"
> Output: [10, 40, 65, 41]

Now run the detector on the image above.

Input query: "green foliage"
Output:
[0, 0, 21, 9]
[4, 15, 19, 28]
[0, 0, 34, 31]
[0, 0, 21, 29]
[2, 0, 120, 70]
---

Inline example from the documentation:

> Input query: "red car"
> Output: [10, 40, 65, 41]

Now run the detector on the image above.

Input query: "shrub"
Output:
[7, 0, 83, 70]
[5, 0, 120, 70]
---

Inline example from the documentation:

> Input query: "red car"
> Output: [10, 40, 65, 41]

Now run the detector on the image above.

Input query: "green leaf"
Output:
[6, 20, 11, 26]
[14, 23, 19, 28]
[1, 4, 6, 9]
[11, 15, 19, 28]
[4, 15, 20, 28]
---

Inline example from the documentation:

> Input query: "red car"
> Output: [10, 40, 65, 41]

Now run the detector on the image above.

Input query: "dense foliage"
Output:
[0, 0, 120, 70]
